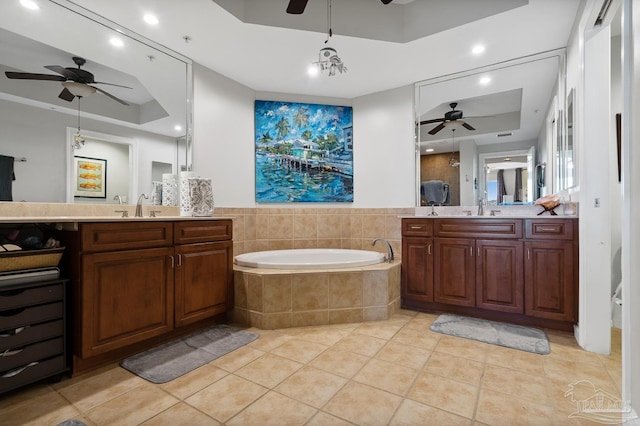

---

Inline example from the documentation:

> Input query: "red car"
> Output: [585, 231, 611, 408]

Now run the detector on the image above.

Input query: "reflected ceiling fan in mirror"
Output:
[4, 56, 132, 105]
[287, 0, 392, 14]
[420, 102, 491, 135]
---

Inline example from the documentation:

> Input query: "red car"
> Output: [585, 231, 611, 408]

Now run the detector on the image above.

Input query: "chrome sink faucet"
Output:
[113, 195, 123, 204]
[135, 193, 149, 217]
[372, 238, 394, 262]
[478, 198, 485, 216]
[428, 205, 438, 216]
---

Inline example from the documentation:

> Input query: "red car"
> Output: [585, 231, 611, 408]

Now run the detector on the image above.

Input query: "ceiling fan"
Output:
[287, 0, 392, 14]
[419, 102, 484, 135]
[4, 56, 132, 105]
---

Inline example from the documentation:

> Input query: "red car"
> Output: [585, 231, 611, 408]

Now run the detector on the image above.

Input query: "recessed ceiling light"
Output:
[174, 125, 183, 132]
[110, 37, 124, 47]
[479, 76, 491, 85]
[472, 44, 485, 55]
[425, 148, 435, 153]
[143, 14, 159, 25]
[20, 0, 39, 10]
[307, 65, 319, 77]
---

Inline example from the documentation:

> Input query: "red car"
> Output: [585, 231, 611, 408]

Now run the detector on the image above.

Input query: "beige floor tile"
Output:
[401, 313, 438, 331]
[309, 348, 370, 378]
[543, 357, 620, 396]
[407, 372, 478, 419]
[246, 330, 294, 352]
[57, 366, 148, 412]
[0, 382, 52, 412]
[353, 358, 418, 396]
[482, 364, 549, 405]
[433, 335, 489, 363]
[141, 402, 220, 425]
[389, 399, 471, 426]
[484, 344, 546, 375]
[210, 345, 266, 372]
[375, 341, 431, 370]
[292, 327, 351, 346]
[227, 391, 317, 426]
[185, 374, 268, 423]
[475, 388, 554, 426]
[353, 321, 402, 340]
[0, 391, 81, 426]
[306, 411, 353, 426]
[159, 363, 228, 399]
[235, 353, 303, 388]
[324, 381, 403, 425]
[85, 383, 178, 426]
[275, 366, 347, 408]
[424, 351, 484, 386]
[391, 327, 441, 351]
[332, 333, 387, 356]
[548, 340, 605, 366]
[269, 338, 329, 363]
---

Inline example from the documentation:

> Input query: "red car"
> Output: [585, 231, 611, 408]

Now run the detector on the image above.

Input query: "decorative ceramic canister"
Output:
[161, 174, 179, 206]
[179, 171, 198, 216]
[188, 177, 214, 216]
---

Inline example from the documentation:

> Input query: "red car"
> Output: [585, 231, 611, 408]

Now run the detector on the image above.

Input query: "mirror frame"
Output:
[414, 49, 567, 207]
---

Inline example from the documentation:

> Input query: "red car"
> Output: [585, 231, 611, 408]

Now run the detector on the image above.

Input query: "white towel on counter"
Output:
[187, 178, 214, 217]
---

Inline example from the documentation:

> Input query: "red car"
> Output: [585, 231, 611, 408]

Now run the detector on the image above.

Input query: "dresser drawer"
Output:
[0, 355, 66, 394]
[174, 220, 232, 244]
[402, 219, 433, 237]
[0, 319, 63, 351]
[525, 219, 575, 240]
[0, 302, 63, 330]
[0, 337, 64, 372]
[80, 222, 173, 252]
[0, 283, 63, 310]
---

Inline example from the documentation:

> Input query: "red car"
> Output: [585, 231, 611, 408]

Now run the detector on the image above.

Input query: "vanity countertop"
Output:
[0, 216, 234, 224]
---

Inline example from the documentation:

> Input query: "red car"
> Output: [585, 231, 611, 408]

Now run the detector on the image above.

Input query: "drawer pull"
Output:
[1, 348, 23, 357]
[0, 307, 26, 317]
[177, 254, 182, 267]
[0, 326, 29, 338]
[470, 247, 473, 257]
[1, 361, 38, 378]
[169, 255, 175, 268]
[0, 289, 25, 297]
[410, 225, 423, 230]
[539, 227, 557, 232]
[527, 249, 531, 260]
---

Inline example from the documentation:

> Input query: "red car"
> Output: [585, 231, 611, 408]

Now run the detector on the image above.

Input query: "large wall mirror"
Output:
[0, 0, 192, 204]
[415, 50, 565, 207]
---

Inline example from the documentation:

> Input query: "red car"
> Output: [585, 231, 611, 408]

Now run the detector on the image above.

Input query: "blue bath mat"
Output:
[429, 314, 550, 355]
[120, 324, 258, 383]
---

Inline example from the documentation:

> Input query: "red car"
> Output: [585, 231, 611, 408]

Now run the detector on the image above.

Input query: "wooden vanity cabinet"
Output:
[63, 219, 232, 374]
[401, 217, 577, 330]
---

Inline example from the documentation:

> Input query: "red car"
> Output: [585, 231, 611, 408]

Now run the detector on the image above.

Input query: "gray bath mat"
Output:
[120, 324, 258, 383]
[429, 314, 550, 355]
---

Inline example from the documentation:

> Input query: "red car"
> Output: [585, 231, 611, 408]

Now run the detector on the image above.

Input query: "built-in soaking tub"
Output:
[233, 249, 400, 330]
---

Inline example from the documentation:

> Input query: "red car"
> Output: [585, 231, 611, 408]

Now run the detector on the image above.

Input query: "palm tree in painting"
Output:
[293, 107, 309, 130]
[301, 129, 312, 141]
[275, 117, 290, 142]
[258, 131, 272, 151]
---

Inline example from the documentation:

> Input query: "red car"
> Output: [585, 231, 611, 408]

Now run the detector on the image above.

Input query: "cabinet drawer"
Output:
[0, 319, 64, 351]
[0, 302, 63, 330]
[174, 220, 232, 244]
[0, 355, 66, 394]
[0, 283, 63, 310]
[0, 337, 63, 372]
[402, 219, 433, 237]
[81, 222, 173, 252]
[525, 220, 575, 240]
[434, 219, 522, 239]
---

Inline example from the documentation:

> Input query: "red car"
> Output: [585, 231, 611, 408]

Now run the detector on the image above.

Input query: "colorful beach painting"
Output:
[254, 100, 353, 203]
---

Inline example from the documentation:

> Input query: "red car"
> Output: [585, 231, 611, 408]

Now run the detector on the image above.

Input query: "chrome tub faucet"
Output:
[372, 238, 394, 262]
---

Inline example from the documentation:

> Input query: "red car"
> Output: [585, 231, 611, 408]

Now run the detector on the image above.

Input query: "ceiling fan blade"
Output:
[428, 123, 446, 135]
[286, 0, 308, 14]
[58, 87, 75, 102]
[44, 65, 78, 80]
[93, 81, 134, 89]
[381, 0, 393, 4]
[5, 71, 66, 81]
[93, 86, 130, 106]
[462, 122, 476, 131]
[419, 118, 446, 126]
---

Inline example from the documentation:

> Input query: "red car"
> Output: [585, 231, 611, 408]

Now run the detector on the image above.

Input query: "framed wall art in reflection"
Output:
[254, 100, 353, 203]
[73, 156, 107, 198]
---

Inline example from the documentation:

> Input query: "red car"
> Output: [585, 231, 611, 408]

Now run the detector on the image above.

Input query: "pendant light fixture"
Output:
[311, 0, 347, 76]
[71, 95, 87, 150]
[448, 128, 460, 167]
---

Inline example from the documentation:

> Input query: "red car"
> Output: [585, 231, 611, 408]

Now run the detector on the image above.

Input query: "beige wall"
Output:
[215, 207, 414, 260]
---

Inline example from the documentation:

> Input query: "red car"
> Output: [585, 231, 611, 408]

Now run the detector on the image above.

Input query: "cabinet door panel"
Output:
[524, 241, 575, 321]
[434, 238, 475, 307]
[401, 237, 433, 302]
[175, 241, 232, 327]
[81, 247, 174, 356]
[476, 240, 524, 313]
